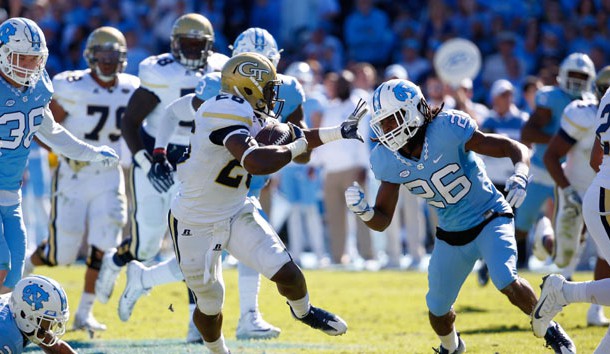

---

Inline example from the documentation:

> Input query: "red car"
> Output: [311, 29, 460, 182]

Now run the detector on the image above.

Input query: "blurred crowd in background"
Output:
[12, 0, 610, 270]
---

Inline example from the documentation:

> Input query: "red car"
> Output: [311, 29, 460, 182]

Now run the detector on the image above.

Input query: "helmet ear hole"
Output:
[244, 87, 253, 95]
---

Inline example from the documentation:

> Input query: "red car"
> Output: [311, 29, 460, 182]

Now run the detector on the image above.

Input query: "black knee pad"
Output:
[87, 246, 104, 270]
[114, 238, 135, 266]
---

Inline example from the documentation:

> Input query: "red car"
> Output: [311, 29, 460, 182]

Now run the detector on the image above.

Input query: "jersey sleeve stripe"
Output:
[140, 80, 169, 88]
[562, 114, 588, 132]
[202, 112, 252, 126]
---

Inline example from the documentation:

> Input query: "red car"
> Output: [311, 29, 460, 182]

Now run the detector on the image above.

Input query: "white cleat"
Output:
[73, 313, 107, 332]
[236, 310, 281, 340]
[587, 304, 610, 327]
[95, 251, 121, 304]
[532, 274, 568, 338]
[118, 260, 150, 322]
[533, 216, 552, 261]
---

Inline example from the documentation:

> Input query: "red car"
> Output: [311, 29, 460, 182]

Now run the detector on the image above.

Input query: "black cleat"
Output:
[544, 321, 576, 353]
[288, 303, 347, 335]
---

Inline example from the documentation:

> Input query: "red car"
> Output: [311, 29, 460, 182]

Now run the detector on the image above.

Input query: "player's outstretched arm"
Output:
[36, 106, 119, 166]
[303, 98, 368, 149]
[39, 339, 77, 354]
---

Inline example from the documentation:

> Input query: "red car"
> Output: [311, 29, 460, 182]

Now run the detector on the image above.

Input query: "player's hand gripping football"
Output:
[147, 148, 175, 193]
[340, 99, 368, 142]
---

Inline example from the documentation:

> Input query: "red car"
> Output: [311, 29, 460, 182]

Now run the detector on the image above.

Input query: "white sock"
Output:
[238, 262, 260, 316]
[287, 293, 310, 318]
[439, 328, 459, 352]
[563, 280, 592, 304]
[77, 292, 95, 317]
[204, 333, 230, 354]
[594, 327, 610, 354]
[142, 258, 183, 288]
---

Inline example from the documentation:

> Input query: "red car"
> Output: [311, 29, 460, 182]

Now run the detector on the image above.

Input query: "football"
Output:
[255, 122, 294, 146]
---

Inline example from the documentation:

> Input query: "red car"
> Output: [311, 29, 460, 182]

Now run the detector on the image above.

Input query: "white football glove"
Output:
[92, 145, 119, 167]
[504, 173, 528, 208]
[560, 185, 582, 217]
[344, 182, 374, 221]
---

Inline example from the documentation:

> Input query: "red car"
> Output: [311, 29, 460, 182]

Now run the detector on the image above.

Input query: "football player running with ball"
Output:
[344, 79, 576, 353]
[167, 52, 365, 354]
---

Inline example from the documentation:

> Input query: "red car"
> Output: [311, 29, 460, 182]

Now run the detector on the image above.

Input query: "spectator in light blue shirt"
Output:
[343, 0, 393, 66]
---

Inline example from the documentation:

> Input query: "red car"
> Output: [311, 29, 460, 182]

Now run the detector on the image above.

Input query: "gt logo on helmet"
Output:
[235, 61, 270, 82]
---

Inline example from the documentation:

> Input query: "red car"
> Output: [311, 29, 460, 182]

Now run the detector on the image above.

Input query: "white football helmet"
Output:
[557, 52, 595, 98]
[370, 79, 426, 152]
[0, 17, 48, 86]
[231, 27, 281, 67]
[285, 61, 313, 85]
[9, 275, 69, 347]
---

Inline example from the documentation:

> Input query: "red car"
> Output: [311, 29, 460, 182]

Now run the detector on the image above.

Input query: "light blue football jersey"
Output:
[370, 110, 510, 232]
[196, 71, 305, 197]
[0, 295, 27, 353]
[529, 86, 574, 169]
[0, 70, 53, 191]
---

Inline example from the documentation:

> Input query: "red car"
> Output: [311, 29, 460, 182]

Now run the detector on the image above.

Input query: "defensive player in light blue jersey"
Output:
[118, 27, 309, 341]
[344, 79, 575, 353]
[0, 275, 75, 353]
[518, 53, 595, 268]
[0, 18, 118, 293]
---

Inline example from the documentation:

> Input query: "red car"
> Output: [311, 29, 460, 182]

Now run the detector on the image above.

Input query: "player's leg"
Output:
[96, 165, 167, 302]
[228, 200, 346, 336]
[236, 262, 280, 339]
[0, 203, 27, 293]
[426, 238, 475, 353]
[168, 212, 229, 353]
[553, 186, 584, 268]
[514, 181, 554, 268]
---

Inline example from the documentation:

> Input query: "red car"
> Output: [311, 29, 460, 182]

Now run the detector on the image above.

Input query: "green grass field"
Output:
[24, 265, 606, 353]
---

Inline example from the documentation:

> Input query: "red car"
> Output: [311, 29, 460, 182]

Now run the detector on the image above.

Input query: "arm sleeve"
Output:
[155, 94, 195, 149]
[35, 105, 99, 161]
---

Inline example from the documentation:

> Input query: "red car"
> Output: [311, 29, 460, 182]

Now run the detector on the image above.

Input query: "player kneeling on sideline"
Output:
[344, 79, 576, 354]
[0, 275, 76, 353]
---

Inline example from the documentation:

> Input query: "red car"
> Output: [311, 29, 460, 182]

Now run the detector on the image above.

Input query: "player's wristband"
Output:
[153, 147, 167, 156]
[318, 126, 343, 144]
[514, 162, 529, 178]
[286, 139, 308, 160]
[356, 208, 374, 222]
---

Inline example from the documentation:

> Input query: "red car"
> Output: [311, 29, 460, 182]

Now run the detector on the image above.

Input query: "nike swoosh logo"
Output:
[533, 297, 547, 319]
[433, 154, 443, 163]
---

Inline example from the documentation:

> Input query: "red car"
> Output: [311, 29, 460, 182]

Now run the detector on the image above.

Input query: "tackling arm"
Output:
[39, 339, 78, 354]
[465, 130, 530, 167]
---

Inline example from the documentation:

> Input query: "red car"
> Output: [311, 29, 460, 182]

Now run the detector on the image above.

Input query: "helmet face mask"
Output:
[231, 27, 281, 67]
[370, 79, 426, 152]
[557, 52, 595, 98]
[171, 14, 214, 70]
[9, 275, 69, 347]
[221, 52, 283, 117]
[84, 27, 127, 83]
[0, 17, 48, 87]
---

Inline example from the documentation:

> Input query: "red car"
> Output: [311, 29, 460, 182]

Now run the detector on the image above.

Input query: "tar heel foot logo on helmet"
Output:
[0, 17, 48, 87]
[370, 79, 425, 152]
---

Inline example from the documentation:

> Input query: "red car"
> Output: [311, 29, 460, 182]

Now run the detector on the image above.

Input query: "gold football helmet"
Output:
[221, 52, 283, 116]
[595, 65, 610, 98]
[83, 26, 127, 82]
[171, 13, 214, 70]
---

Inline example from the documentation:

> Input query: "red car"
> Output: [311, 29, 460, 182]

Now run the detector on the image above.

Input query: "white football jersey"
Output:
[139, 52, 228, 146]
[52, 69, 140, 155]
[172, 93, 265, 224]
[594, 90, 610, 189]
[561, 98, 598, 194]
